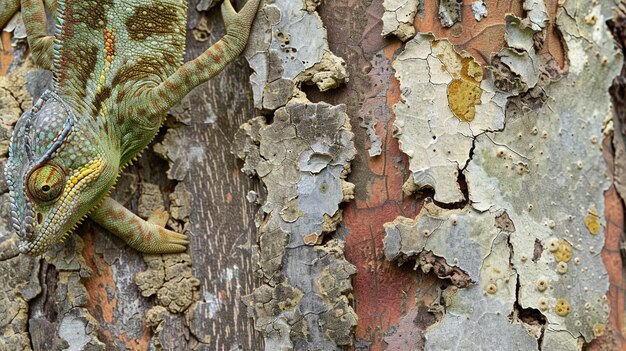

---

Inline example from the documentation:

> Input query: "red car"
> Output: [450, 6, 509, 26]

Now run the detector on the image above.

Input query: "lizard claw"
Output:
[221, 0, 237, 20]
[147, 226, 189, 254]
[144, 208, 189, 254]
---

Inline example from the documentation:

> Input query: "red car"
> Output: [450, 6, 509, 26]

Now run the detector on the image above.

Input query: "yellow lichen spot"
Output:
[430, 39, 483, 122]
[303, 232, 320, 245]
[555, 298, 570, 317]
[554, 240, 573, 263]
[584, 204, 601, 235]
[447, 79, 482, 122]
[460, 56, 483, 84]
[593, 323, 606, 337]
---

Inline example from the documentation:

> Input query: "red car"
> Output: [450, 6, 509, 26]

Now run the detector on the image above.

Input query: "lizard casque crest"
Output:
[1, 0, 260, 255]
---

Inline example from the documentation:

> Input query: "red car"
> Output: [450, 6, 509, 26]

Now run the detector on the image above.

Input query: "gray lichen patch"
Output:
[381, 0, 418, 41]
[0, 65, 33, 157]
[392, 33, 508, 204]
[153, 127, 194, 181]
[425, 285, 538, 350]
[244, 242, 357, 351]
[524, 0, 549, 31]
[145, 305, 169, 332]
[384, 202, 515, 294]
[359, 51, 395, 157]
[144, 305, 187, 350]
[0, 254, 39, 350]
[471, 1, 488, 21]
[438, 0, 462, 28]
[58, 311, 101, 351]
[43, 237, 92, 277]
[244, 0, 348, 110]
[494, 14, 544, 92]
[168, 183, 191, 222]
[137, 182, 166, 219]
[384, 0, 621, 347]
[134, 253, 200, 314]
[233, 98, 355, 252]
[313, 240, 358, 346]
[133, 248, 200, 349]
[27, 236, 105, 350]
[462, 0, 621, 345]
[244, 281, 304, 351]
[383, 202, 530, 347]
[504, 15, 536, 53]
[233, 98, 357, 350]
[295, 51, 348, 93]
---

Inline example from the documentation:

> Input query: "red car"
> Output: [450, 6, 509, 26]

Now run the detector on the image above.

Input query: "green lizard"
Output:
[1, 0, 260, 255]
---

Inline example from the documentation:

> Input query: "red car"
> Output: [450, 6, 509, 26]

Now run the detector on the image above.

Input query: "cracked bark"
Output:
[1, 0, 626, 350]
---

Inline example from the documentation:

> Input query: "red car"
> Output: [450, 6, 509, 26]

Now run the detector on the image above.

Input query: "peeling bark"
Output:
[381, 0, 622, 349]
[233, 98, 358, 350]
[1, 0, 626, 350]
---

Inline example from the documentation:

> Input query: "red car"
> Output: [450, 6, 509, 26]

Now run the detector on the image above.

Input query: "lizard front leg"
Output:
[137, 0, 261, 115]
[89, 198, 188, 254]
[21, 0, 54, 69]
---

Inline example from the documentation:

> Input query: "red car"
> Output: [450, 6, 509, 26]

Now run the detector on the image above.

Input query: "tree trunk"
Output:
[1, 0, 625, 350]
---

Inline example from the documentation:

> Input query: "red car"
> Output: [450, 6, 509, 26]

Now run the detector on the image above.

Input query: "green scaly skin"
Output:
[2, 0, 260, 255]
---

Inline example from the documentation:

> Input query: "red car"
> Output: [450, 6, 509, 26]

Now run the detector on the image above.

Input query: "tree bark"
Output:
[1, 0, 625, 350]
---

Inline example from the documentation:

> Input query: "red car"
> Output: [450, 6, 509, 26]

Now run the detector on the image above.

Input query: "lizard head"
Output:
[5, 91, 118, 255]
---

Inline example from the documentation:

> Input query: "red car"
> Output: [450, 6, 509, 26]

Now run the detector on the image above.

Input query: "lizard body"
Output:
[2, 0, 260, 255]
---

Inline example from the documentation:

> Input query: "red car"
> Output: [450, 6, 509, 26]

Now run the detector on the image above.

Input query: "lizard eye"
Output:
[27, 164, 65, 202]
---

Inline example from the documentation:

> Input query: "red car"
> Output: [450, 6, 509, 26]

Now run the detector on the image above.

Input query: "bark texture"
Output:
[1, 1, 626, 351]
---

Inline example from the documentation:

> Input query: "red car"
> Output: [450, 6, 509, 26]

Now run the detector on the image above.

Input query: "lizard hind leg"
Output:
[138, 0, 262, 116]
[90, 198, 188, 254]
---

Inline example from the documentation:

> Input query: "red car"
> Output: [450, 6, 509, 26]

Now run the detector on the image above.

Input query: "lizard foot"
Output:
[135, 207, 189, 254]
[90, 198, 189, 254]
[140, 224, 189, 254]
[221, 0, 261, 37]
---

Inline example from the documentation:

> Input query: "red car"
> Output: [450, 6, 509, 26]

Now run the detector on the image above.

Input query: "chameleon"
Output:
[0, 0, 260, 255]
